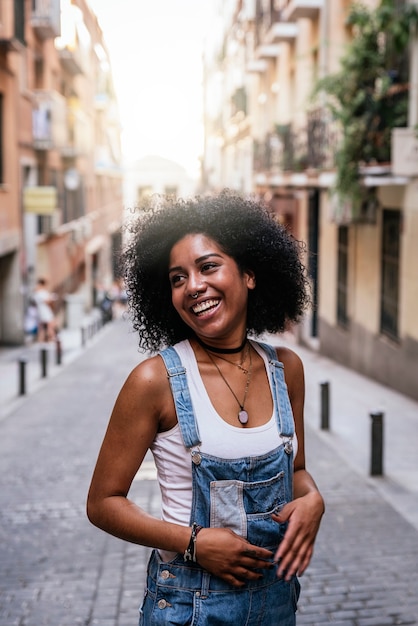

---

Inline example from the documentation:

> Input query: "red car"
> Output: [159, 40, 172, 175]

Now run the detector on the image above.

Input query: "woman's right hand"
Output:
[195, 527, 274, 587]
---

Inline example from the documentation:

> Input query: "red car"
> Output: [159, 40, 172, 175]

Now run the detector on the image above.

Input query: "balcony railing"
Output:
[253, 112, 339, 174]
[280, 0, 323, 22]
[31, 0, 61, 40]
[32, 90, 68, 150]
[307, 109, 340, 170]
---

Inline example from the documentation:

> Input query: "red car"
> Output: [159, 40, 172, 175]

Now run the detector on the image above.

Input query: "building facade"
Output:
[0, 0, 123, 344]
[201, 0, 418, 401]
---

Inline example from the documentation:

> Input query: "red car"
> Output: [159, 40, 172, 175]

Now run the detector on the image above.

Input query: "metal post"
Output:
[81, 327, 86, 347]
[40, 348, 48, 378]
[18, 358, 27, 395]
[56, 336, 62, 365]
[370, 411, 384, 476]
[320, 381, 330, 430]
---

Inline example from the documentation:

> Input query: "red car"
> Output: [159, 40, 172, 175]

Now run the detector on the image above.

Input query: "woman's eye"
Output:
[201, 262, 218, 272]
[170, 274, 185, 286]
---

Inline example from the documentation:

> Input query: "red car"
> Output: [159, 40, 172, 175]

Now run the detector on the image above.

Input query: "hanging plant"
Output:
[312, 0, 418, 219]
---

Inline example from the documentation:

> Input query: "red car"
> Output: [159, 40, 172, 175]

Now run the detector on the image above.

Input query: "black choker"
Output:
[195, 335, 247, 354]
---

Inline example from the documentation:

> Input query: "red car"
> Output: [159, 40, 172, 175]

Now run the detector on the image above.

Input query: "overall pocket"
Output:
[209, 471, 287, 544]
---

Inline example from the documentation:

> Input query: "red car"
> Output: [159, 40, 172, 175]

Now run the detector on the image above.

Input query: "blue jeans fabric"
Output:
[139, 342, 299, 625]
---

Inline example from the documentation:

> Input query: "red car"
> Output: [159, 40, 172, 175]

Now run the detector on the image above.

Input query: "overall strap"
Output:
[257, 342, 295, 439]
[159, 346, 202, 449]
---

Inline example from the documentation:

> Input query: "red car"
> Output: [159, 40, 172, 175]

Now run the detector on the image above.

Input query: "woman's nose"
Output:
[187, 273, 205, 295]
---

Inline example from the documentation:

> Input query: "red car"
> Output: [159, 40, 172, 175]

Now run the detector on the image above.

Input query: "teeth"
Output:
[192, 299, 219, 314]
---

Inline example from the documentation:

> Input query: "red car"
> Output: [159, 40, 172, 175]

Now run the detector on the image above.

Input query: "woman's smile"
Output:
[191, 298, 220, 316]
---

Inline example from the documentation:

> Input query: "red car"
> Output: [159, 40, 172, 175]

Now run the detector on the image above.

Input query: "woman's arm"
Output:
[87, 355, 193, 553]
[272, 347, 325, 580]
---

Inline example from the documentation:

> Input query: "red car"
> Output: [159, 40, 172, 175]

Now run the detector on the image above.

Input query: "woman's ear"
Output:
[246, 270, 256, 290]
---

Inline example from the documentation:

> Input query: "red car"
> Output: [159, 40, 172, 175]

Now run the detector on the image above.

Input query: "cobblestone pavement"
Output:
[0, 319, 417, 625]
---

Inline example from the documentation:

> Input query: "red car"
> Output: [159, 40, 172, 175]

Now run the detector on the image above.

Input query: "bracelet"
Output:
[183, 522, 203, 562]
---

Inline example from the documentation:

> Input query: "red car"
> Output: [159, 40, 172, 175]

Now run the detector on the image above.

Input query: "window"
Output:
[337, 226, 349, 327]
[380, 210, 401, 340]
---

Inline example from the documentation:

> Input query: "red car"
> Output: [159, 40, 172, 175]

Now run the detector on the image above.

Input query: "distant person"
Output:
[24, 298, 39, 341]
[32, 278, 56, 342]
[87, 192, 325, 625]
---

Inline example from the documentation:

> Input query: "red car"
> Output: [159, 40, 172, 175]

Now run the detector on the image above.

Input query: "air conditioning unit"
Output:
[38, 210, 61, 235]
[391, 128, 418, 177]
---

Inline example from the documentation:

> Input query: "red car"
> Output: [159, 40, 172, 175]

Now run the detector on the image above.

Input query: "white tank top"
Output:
[150, 340, 298, 534]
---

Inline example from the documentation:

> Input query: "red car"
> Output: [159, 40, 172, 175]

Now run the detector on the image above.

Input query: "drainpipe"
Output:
[408, 0, 418, 127]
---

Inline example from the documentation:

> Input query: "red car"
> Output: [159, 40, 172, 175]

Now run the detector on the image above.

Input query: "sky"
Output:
[88, 0, 212, 178]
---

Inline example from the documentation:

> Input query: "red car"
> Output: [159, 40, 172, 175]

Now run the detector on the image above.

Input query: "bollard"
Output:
[370, 411, 384, 476]
[40, 347, 48, 378]
[56, 336, 62, 365]
[81, 327, 86, 347]
[320, 381, 330, 430]
[18, 358, 27, 395]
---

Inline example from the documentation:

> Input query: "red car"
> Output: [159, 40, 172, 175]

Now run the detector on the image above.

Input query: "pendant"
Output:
[238, 410, 249, 425]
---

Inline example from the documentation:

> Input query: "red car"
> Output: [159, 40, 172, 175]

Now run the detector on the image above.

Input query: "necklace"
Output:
[206, 348, 252, 425]
[210, 343, 250, 374]
[195, 334, 247, 354]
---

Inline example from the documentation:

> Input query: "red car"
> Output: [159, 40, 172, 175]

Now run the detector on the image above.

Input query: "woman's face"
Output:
[168, 233, 255, 344]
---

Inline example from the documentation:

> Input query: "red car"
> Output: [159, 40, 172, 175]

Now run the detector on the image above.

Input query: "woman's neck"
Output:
[194, 334, 247, 355]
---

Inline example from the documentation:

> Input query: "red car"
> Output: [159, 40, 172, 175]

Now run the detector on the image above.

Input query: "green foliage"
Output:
[313, 0, 418, 216]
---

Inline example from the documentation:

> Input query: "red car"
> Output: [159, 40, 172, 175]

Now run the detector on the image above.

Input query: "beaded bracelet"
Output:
[183, 522, 203, 562]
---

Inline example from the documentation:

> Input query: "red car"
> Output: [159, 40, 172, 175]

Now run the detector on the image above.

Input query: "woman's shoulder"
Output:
[117, 353, 176, 429]
[126, 353, 170, 390]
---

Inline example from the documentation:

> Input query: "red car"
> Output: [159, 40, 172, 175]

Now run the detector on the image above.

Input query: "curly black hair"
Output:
[123, 190, 310, 352]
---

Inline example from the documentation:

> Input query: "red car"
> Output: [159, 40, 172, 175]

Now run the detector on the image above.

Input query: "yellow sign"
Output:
[23, 186, 57, 215]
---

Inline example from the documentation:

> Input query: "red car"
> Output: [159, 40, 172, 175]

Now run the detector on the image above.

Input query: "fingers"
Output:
[272, 517, 315, 581]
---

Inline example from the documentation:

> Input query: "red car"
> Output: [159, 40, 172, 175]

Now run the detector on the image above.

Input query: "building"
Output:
[201, 0, 418, 401]
[0, 0, 123, 344]
[124, 155, 197, 209]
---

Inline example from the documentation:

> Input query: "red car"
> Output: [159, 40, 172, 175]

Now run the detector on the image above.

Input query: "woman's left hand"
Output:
[271, 490, 324, 581]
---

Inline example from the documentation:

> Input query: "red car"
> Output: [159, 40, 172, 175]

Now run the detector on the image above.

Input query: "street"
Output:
[0, 319, 417, 626]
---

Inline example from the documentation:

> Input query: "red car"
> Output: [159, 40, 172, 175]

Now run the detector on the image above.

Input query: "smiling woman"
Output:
[87, 191, 325, 625]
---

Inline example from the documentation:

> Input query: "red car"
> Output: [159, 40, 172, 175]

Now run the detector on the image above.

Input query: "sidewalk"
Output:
[265, 332, 418, 533]
[0, 319, 417, 625]
[0, 309, 106, 421]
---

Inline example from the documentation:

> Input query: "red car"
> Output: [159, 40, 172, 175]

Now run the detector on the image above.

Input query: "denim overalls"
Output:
[138, 342, 300, 625]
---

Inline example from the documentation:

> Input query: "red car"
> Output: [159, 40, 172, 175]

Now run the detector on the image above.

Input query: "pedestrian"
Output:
[32, 278, 56, 342]
[87, 191, 325, 625]
[24, 298, 39, 341]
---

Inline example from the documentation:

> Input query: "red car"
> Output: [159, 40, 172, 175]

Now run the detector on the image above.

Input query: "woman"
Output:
[87, 191, 325, 625]
[32, 278, 56, 342]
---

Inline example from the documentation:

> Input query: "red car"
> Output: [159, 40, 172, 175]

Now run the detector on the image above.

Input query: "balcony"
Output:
[57, 45, 85, 76]
[0, 0, 25, 50]
[255, 44, 281, 59]
[61, 105, 91, 158]
[31, 0, 61, 40]
[266, 22, 298, 44]
[306, 108, 339, 171]
[247, 59, 268, 73]
[253, 114, 338, 175]
[55, 3, 90, 76]
[281, 0, 323, 22]
[32, 90, 68, 150]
